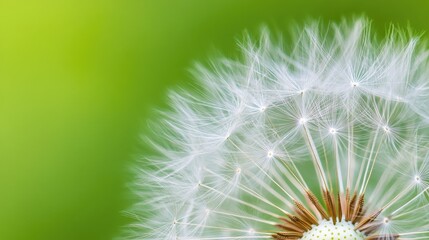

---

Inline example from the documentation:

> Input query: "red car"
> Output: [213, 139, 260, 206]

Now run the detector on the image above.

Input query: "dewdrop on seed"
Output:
[124, 18, 429, 240]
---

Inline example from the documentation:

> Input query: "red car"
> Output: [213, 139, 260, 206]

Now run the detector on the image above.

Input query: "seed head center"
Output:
[301, 219, 365, 240]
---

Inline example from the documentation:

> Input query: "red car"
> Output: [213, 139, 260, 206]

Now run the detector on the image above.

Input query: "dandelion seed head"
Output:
[124, 18, 429, 240]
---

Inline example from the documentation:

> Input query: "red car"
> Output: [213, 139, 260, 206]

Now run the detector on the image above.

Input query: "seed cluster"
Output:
[301, 219, 364, 240]
[273, 189, 398, 240]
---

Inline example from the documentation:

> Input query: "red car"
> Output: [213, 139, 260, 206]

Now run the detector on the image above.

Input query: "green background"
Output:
[1, 1, 428, 239]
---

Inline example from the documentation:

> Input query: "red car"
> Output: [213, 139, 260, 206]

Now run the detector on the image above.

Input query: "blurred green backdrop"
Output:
[1, 1, 429, 239]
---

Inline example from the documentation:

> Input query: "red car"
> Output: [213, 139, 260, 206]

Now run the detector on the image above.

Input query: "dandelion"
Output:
[125, 18, 429, 240]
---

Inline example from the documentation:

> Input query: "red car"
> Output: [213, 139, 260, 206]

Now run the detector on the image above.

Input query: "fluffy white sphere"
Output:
[123, 18, 429, 240]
